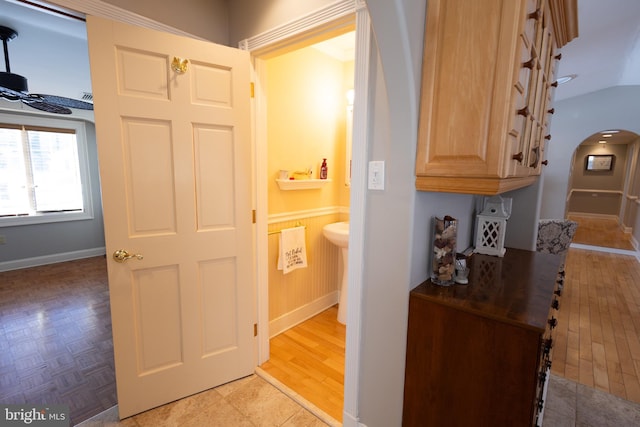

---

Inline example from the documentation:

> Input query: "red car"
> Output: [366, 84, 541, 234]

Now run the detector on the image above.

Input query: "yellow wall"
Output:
[265, 44, 353, 331]
[266, 46, 352, 214]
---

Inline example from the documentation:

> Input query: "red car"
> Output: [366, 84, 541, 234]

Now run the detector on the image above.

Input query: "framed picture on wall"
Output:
[585, 154, 614, 171]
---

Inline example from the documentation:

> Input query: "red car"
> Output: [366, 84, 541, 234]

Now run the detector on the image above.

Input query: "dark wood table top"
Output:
[411, 248, 562, 332]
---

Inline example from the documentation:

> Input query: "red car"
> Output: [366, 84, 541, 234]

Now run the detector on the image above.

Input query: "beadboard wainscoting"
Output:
[267, 208, 349, 337]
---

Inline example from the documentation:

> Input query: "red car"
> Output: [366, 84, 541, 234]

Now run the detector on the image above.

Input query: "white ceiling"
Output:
[311, 31, 355, 62]
[553, 0, 640, 102]
[1, 0, 639, 135]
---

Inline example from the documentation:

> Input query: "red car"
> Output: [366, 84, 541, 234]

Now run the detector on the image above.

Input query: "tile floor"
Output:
[80, 372, 640, 427]
[77, 374, 330, 427]
[544, 374, 640, 426]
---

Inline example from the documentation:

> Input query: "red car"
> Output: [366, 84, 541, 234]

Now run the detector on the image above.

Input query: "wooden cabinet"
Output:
[402, 249, 562, 426]
[415, 0, 578, 195]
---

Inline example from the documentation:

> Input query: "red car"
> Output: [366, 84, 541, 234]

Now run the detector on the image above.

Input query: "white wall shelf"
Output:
[276, 179, 331, 190]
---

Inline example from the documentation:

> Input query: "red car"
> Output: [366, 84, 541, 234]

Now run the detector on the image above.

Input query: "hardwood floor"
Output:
[568, 214, 634, 250]
[260, 306, 345, 422]
[0, 257, 116, 425]
[552, 246, 640, 403]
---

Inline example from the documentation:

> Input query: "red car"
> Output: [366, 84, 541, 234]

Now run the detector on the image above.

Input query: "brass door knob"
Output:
[113, 249, 144, 263]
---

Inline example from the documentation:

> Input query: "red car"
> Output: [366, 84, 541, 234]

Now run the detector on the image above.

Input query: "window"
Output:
[0, 114, 93, 227]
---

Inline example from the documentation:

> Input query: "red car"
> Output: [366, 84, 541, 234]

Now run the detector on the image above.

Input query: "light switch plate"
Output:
[368, 160, 385, 190]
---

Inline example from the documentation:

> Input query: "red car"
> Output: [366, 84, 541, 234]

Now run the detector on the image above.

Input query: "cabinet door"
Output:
[511, 0, 544, 176]
[416, 0, 525, 179]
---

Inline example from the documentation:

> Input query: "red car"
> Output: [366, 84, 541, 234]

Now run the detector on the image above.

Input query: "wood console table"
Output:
[403, 248, 562, 426]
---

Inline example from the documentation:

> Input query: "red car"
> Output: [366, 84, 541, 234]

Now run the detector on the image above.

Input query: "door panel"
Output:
[87, 16, 254, 419]
[123, 118, 177, 235]
[194, 125, 235, 229]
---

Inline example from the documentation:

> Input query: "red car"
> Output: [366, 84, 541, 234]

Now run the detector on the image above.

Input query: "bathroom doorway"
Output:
[256, 30, 355, 423]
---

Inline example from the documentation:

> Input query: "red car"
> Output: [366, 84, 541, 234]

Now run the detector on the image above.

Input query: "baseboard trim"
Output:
[0, 247, 106, 272]
[342, 413, 367, 427]
[570, 243, 640, 262]
[269, 291, 339, 338]
[567, 212, 620, 222]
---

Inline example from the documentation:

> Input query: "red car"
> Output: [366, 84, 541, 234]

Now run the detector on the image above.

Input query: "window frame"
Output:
[0, 112, 94, 227]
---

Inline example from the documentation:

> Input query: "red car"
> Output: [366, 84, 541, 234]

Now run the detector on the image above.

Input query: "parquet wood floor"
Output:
[552, 247, 640, 404]
[568, 214, 634, 250]
[260, 306, 345, 422]
[0, 257, 116, 425]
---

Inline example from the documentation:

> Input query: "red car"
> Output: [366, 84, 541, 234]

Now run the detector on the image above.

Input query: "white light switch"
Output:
[368, 160, 385, 190]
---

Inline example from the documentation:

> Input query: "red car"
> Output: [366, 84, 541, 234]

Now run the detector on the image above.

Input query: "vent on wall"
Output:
[81, 92, 93, 102]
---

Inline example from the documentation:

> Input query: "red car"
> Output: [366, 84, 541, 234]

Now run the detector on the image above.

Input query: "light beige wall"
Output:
[266, 46, 350, 214]
[571, 143, 627, 190]
[568, 143, 628, 216]
[265, 44, 351, 329]
[102, 0, 229, 43]
[625, 140, 640, 243]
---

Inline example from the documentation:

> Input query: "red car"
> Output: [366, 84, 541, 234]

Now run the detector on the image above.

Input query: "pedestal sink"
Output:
[323, 221, 349, 324]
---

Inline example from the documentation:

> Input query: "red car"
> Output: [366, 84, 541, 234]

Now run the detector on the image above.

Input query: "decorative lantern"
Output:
[474, 196, 512, 257]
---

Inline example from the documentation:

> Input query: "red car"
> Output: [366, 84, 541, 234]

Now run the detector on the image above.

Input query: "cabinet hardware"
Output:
[554, 53, 562, 61]
[544, 134, 552, 140]
[542, 160, 549, 166]
[547, 108, 555, 114]
[523, 58, 535, 69]
[548, 317, 558, 329]
[551, 81, 559, 88]
[517, 106, 530, 117]
[529, 147, 540, 168]
[528, 8, 541, 20]
[539, 371, 547, 385]
[552, 298, 559, 310]
[512, 152, 524, 162]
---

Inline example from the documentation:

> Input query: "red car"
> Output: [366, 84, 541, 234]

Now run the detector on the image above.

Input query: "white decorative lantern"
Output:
[474, 196, 512, 257]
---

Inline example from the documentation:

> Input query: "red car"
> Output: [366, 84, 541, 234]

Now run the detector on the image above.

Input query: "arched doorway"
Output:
[565, 129, 640, 250]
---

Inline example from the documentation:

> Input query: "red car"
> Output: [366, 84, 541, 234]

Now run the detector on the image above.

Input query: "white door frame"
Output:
[239, 1, 370, 424]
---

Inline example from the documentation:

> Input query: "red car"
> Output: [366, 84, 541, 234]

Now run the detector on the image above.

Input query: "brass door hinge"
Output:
[250, 82, 255, 98]
[252, 209, 256, 224]
[254, 323, 258, 337]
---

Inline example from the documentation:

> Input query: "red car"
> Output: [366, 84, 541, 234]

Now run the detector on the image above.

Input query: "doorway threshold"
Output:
[255, 367, 341, 427]
[570, 243, 640, 261]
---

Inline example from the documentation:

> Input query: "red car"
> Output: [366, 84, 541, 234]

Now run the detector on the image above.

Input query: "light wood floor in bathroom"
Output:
[260, 306, 345, 422]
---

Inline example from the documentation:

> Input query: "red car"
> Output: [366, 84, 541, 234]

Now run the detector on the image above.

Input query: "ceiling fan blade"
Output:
[22, 99, 72, 114]
[0, 85, 27, 101]
[35, 94, 94, 110]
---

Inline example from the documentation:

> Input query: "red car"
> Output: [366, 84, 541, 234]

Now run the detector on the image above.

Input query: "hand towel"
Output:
[277, 226, 308, 274]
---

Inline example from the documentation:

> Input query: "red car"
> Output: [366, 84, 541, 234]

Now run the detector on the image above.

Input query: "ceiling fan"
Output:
[0, 25, 93, 114]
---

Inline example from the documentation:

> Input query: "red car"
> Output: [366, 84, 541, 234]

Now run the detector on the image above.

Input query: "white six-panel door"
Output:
[86, 16, 254, 418]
